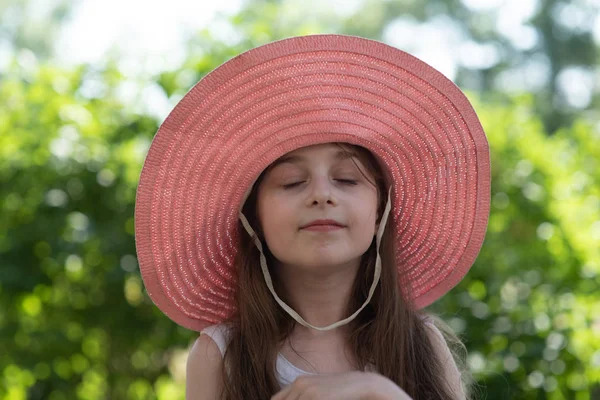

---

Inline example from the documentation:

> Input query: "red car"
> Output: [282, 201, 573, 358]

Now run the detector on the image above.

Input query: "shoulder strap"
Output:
[200, 324, 230, 357]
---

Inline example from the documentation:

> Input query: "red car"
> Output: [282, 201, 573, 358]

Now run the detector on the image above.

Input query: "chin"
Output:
[272, 244, 366, 272]
[297, 253, 359, 271]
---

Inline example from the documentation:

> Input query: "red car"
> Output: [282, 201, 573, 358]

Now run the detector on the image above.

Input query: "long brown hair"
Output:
[220, 143, 473, 399]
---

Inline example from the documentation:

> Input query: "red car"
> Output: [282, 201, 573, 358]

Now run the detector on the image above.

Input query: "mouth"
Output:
[301, 224, 345, 232]
[300, 219, 346, 231]
[300, 219, 345, 229]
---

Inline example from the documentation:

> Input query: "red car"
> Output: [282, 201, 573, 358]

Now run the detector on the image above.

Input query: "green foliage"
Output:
[431, 94, 600, 398]
[0, 61, 191, 399]
[1, 11, 599, 400]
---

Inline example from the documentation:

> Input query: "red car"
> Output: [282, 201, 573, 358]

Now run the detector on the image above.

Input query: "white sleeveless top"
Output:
[201, 318, 437, 388]
[201, 324, 317, 387]
[202, 324, 315, 388]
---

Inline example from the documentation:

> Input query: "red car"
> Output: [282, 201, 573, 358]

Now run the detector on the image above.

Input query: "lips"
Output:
[300, 219, 346, 229]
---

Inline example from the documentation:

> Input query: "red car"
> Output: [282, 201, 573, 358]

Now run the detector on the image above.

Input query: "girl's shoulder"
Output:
[200, 323, 233, 357]
[419, 312, 436, 326]
[419, 313, 466, 398]
[187, 330, 225, 399]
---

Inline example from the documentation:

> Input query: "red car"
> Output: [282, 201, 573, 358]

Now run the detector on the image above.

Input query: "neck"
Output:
[275, 259, 360, 332]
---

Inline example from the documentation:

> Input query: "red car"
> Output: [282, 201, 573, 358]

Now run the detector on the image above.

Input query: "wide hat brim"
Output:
[135, 34, 490, 332]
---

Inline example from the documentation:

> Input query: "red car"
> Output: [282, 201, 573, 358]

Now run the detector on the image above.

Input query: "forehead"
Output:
[269, 143, 358, 169]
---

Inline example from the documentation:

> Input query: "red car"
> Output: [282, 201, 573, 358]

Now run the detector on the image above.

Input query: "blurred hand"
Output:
[270, 371, 412, 400]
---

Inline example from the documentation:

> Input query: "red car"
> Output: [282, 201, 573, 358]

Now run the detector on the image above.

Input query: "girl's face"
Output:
[256, 143, 379, 273]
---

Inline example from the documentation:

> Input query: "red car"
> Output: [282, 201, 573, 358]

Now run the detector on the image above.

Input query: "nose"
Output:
[305, 176, 335, 207]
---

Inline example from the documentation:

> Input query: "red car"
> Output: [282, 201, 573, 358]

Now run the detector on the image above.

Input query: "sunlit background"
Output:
[1, 0, 599, 399]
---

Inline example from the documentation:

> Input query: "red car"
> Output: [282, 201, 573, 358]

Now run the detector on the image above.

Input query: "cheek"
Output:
[353, 193, 379, 228]
[257, 194, 293, 240]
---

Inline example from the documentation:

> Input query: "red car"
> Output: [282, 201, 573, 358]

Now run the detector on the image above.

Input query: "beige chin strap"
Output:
[238, 187, 392, 331]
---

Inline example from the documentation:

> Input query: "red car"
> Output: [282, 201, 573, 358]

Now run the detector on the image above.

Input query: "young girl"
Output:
[135, 34, 490, 400]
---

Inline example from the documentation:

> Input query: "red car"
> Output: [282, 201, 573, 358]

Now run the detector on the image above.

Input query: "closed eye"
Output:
[336, 179, 357, 185]
[283, 181, 304, 189]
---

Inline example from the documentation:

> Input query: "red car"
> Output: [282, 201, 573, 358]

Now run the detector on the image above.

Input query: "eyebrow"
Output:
[269, 150, 358, 169]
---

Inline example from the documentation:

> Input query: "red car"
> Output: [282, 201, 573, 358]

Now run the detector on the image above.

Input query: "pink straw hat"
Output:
[135, 34, 490, 332]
